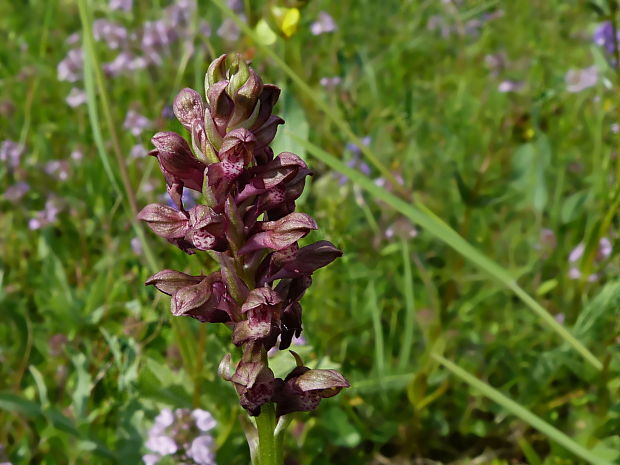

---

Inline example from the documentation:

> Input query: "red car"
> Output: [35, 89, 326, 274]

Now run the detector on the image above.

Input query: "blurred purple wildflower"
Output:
[160, 104, 175, 120]
[109, 0, 133, 12]
[199, 20, 212, 38]
[319, 77, 341, 89]
[186, 436, 216, 465]
[311, 11, 337, 35]
[568, 237, 613, 281]
[93, 19, 128, 49]
[66, 32, 81, 46]
[226, 0, 244, 13]
[71, 149, 84, 162]
[29, 198, 62, 230]
[385, 217, 418, 241]
[165, 188, 199, 210]
[165, 0, 196, 27]
[66, 88, 86, 108]
[594, 21, 619, 57]
[57, 48, 83, 82]
[565, 66, 598, 93]
[131, 237, 143, 255]
[124, 110, 152, 136]
[498, 80, 523, 93]
[4, 182, 30, 202]
[484, 52, 506, 77]
[537, 228, 557, 258]
[427, 15, 451, 37]
[131, 143, 148, 158]
[45, 160, 71, 181]
[338, 137, 371, 184]
[104, 51, 147, 76]
[144, 407, 217, 465]
[217, 18, 241, 41]
[0, 140, 25, 168]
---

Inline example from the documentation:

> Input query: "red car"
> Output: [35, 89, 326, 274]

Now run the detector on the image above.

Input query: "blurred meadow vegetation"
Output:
[1, 0, 620, 464]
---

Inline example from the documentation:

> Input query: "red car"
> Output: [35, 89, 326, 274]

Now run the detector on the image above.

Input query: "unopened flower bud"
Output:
[173, 88, 204, 131]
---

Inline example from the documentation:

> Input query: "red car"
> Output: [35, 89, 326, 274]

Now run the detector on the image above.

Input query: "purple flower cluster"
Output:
[143, 408, 217, 465]
[594, 21, 619, 64]
[29, 197, 62, 230]
[310, 12, 337, 36]
[139, 54, 349, 417]
[0, 140, 25, 169]
[57, 0, 204, 106]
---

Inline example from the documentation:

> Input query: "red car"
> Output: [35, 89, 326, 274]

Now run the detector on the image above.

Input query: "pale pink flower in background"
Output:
[109, 0, 133, 12]
[565, 66, 598, 93]
[71, 149, 84, 162]
[498, 80, 523, 93]
[123, 110, 151, 136]
[66, 88, 86, 108]
[0, 140, 25, 168]
[57, 48, 83, 82]
[311, 11, 337, 35]
[320, 77, 342, 89]
[4, 182, 30, 202]
[29, 198, 62, 230]
[130, 144, 148, 158]
[93, 19, 128, 49]
[568, 237, 612, 281]
[45, 160, 70, 181]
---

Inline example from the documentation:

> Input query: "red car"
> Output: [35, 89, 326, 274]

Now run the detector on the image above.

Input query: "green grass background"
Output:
[1, 0, 619, 464]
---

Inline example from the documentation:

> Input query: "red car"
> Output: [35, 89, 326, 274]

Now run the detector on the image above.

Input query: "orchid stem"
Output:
[255, 403, 280, 465]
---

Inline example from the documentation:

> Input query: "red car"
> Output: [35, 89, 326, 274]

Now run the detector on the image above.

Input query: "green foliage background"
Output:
[1, 0, 619, 464]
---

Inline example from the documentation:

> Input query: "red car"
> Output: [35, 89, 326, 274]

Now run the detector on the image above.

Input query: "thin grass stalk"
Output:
[432, 354, 613, 465]
[398, 239, 416, 370]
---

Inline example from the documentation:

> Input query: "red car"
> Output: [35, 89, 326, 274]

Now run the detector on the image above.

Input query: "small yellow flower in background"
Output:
[524, 127, 535, 140]
[255, 6, 301, 43]
[271, 6, 301, 38]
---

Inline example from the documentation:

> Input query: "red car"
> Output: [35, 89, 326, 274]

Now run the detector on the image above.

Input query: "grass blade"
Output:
[288, 132, 602, 371]
[398, 239, 416, 370]
[432, 354, 613, 465]
[367, 282, 385, 379]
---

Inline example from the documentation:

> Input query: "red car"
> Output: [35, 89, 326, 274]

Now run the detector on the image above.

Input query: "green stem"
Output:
[255, 403, 279, 465]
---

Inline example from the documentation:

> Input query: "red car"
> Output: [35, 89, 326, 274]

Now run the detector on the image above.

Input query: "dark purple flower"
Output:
[140, 54, 348, 417]
[273, 355, 349, 416]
